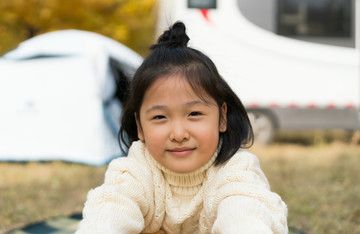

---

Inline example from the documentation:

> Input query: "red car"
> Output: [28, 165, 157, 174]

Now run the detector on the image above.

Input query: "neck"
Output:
[145, 148, 217, 190]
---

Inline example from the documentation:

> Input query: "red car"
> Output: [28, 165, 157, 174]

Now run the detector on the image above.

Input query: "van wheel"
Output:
[247, 110, 276, 144]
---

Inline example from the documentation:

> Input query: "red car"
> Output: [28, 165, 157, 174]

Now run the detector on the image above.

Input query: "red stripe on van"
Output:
[327, 103, 336, 109]
[200, 9, 211, 22]
[307, 103, 317, 108]
[345, 103, 355, 109]
[270, 103, 279, 108]
[288, 103, 298, 108]
[246, 102, 358, 109]
[249, 103, 259, 108]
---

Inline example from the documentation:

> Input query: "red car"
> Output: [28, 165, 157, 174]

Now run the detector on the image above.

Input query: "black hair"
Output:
[119, 21, 253, 165]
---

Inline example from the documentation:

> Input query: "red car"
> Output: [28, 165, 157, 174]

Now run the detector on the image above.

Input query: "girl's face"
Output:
[136, 75, 227, 173]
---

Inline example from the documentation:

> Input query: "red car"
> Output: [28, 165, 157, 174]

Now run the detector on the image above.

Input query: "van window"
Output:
[236, 0, 355, 48]
[278, 0, 352, 37]
[188, 0, 217, 9]
[237, 0, 277, 32]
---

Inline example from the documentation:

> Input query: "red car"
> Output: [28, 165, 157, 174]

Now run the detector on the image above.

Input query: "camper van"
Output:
[156, 0, 360, 143]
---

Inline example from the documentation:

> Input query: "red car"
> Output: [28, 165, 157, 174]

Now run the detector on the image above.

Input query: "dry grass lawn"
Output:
[250, 141, 360, 234]
[0, 137, 359, 233]
[0, 161, 107, 232]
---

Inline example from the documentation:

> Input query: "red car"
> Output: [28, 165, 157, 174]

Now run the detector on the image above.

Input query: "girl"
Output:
[76, 22, 288, 234]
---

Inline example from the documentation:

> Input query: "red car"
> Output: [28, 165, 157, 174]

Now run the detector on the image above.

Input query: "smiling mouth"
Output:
[168, 148, 195, 156]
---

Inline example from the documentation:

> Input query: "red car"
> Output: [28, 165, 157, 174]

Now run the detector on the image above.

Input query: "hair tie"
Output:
[151, 21, 189, 49]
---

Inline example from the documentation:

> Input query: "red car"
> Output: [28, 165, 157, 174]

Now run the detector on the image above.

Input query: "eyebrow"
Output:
[185, 100, 208, 106]
[145, 100, 214, 113]
[145, 105, 167, 113]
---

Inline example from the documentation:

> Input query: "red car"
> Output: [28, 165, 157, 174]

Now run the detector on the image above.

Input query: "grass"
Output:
[0, 161, 107, 233]
[250, 141, 360, 234]
[0, 134, 359, 233]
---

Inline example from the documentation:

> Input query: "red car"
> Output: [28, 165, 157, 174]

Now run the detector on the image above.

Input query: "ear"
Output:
[219, 103, 227, 132]
[135, 113, 144, 141]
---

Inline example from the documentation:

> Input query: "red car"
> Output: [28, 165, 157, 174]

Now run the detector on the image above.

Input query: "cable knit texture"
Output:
[76, 141, 288, 234]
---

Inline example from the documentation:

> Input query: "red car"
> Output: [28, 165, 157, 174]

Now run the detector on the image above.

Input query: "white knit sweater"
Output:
[76, 141, 288, 234]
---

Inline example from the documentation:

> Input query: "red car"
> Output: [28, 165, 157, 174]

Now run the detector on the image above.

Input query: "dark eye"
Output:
[153, 115, 166, 120]
[189, 111, 202, 117]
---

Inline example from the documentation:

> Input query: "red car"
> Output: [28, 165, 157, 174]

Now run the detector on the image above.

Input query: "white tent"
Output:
[0, 30, 143, 165]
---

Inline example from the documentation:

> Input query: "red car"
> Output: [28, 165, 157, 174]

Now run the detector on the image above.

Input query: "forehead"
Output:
[144, 74, 214, 104]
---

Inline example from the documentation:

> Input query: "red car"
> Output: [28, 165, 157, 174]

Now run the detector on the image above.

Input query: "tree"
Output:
[0, 0, 157, 56]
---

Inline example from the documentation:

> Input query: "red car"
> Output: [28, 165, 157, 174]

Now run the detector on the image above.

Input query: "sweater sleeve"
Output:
[75, 158, 151, 234]
[211, 151, 288, 234]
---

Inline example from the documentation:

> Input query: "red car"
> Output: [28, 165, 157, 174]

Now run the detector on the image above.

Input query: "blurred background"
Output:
[0, 0, 156, 56]
[0, 0, 359, 233]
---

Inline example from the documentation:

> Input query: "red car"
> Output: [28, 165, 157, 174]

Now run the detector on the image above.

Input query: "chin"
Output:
[171, 166, 197, 174]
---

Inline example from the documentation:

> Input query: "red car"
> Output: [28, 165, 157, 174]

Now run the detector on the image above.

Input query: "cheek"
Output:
[144, 125, 167, 141]
[195, 123, 220, 144]
[145, 135, 163, 149]
[143, 127, 167, 155]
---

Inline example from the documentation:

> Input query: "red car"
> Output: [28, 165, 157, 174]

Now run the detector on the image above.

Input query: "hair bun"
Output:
[151, 21, 190, 49]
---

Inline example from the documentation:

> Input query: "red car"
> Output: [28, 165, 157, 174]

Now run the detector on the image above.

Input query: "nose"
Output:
[170, 120, 190, 142]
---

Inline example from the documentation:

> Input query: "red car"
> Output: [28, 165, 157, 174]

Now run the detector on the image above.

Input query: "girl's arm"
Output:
[211, 151, 288, 234]
[75, 158, 151, 234]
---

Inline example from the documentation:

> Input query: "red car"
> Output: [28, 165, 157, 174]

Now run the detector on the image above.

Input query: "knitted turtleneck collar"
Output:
[140, 142, 217, 188]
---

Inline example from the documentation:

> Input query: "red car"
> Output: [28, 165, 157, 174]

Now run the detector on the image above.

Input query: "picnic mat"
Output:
[7, 214, 305, 234]
[7, 213, 81, 234]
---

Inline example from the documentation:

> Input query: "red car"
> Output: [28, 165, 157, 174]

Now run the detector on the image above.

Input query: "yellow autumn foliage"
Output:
[0, 0, 157, 56]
